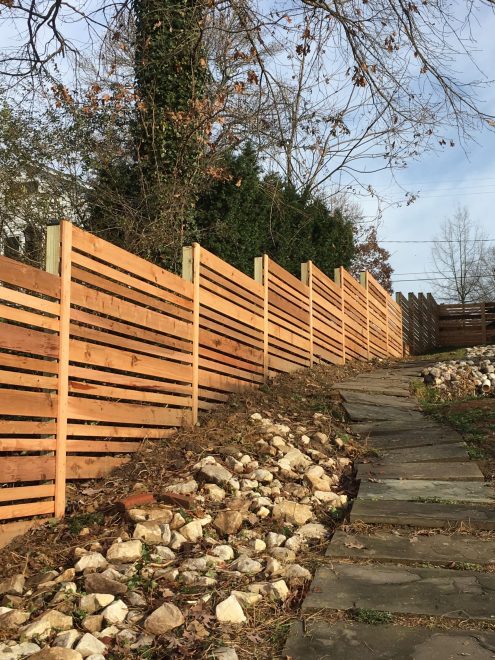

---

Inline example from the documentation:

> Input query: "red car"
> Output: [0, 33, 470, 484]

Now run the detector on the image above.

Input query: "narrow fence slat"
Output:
[54, 221, 72, 518]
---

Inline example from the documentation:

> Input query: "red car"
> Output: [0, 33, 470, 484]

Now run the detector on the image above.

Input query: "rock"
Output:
[265, 558, 282, 575]
[312, 432, 329, 444]
[82, 615, 103, 634]
[213, 647, 239, 660]
[180, 520, 203, 543]
[164, 480, 198, 495]
[74, 633, 106, 658]
[266, 580, 290, 601]
[169, 531, 187, 550]
[98, 625, 119, 638]
[215, 595, 246, 624]
[284, 564, 312, 581]
[170, 512, 186, 529]
[231, 591, 262, 607]
[22, 610, 73, 640]
[84, 574, 127, 597]
[115, 629, 137, 645]
[144, 603, 184, 635]
[132, 521, 165, 545]
[253, 539, 266, 553]
[126, 592, 147, 608]
[257, 507, 270, 518]
[211, 545, 235, 561]
[266, 532, 286, 548]
[0, 575, 25, 596]
[231, 555, 262, 574]
[250, 469, 273, 483]
[270, 547, 296, 562]
[250, 413, 263, 421]
[106, 540, 142, 563]
[296, 523, 327, 540]
[272, 501, 312, 526]
[214, 510, 244, 535]
[53, 630, 81, 649]
[102, 600, 128, 624]
[86, 656, 105, 660]
[0, 642, 41, 659]
[0, 609, 30, 631]
[29, 649, 83, 660]
[278, 449, 312, 470]
[128, 506, 173, 523]
[151, 546, 175, 561]
[313, 490, 340, 503]
[74, 553, 108, 573]
[305, 465, 333, 492]
[203, 484, 226, 501]
[225, 456, 245, 474]
[79, 594, 114, 614]
[199, 464, 233, 486]
[181, 557, 208, 572]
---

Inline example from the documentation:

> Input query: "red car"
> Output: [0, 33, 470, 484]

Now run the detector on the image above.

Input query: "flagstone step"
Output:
[373, 442, 468, 463]
[344, 403, 425, 422]
[327, 529, 495, 566]
[350, 499, 495, 529]
[357, 461, 485, 481]
[339, 390, 419, 410]
[284, 621, 495, 660]
[352, 420, 444, 435]
[361, 431, 463, 450]
[334, 381, 410, 396]
[358, 479, 494, 504]
[302, 563, 495, 620]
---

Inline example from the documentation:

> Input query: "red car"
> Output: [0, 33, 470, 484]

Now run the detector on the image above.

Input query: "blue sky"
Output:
[360, 5, 495, 298]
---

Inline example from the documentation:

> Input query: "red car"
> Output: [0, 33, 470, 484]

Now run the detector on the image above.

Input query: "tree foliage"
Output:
[351, 227, 394, 293]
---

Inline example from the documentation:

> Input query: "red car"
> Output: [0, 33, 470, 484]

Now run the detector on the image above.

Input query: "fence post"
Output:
[481, 302, 487, 345]
[408, 293, 416, 355]
[54, 220, 72, 518]
[182, 244, 200, 425]
[301, 261, 314, 366]
[359, 272, 371, 360]
[334, 267, 346, 364]
[254, 255, 269, 382]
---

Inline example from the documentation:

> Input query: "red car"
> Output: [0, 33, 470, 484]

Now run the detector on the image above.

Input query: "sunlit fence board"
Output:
[67, 227, 194, 466]
[0, 256, 60, 524]
[336, 268, 368, 361]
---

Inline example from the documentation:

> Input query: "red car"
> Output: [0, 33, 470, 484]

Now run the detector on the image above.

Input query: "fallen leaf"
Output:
[345, 541, 366, 550]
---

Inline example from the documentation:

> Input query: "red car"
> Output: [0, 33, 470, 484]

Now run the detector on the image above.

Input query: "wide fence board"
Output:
[1, 222, 402, 534]
[396, 292, 439, 354]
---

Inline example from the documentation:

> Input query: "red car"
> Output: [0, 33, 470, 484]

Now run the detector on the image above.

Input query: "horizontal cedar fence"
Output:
[396, 292, 439, 355]
[0, 221, 402, 537]
[438, 302, 495, 347]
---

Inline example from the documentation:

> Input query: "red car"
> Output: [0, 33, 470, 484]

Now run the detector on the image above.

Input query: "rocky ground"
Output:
[420, 345, 495, 397]
[0, 361, 382, 660]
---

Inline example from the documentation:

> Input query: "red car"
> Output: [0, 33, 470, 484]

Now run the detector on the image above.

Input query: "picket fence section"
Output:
[396, 292, 439, 355]
[0, 221, 402, 536]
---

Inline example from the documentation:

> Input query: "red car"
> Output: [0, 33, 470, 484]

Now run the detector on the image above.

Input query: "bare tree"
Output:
[431, 207, 487, 303]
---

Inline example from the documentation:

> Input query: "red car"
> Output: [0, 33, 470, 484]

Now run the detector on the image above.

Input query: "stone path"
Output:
[285, 361, 495, 659]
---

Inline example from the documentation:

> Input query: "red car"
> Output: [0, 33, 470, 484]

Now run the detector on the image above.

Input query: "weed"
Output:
[351, 608, 393, 625]
[67, 512, 104, 535]
[467, 446, 485, 460]
[451, 562, 483, 571]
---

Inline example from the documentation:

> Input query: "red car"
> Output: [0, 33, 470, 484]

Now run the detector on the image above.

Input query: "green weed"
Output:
[351, 608, 393, 625]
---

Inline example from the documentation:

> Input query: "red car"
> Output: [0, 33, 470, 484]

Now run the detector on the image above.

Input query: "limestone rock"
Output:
[284, 564, 312, 581]
[53, 630, 81, 649]
[266, 532, 286, 548]
[106, 540, 142, 564]
[272, 501, 312, 526]
[213, 647, 239, 660]
[164, 480, 198, 495]
[133, 521, 165, 545]
[270, 547, 296, 562]
[128, 507, 173, 523]
[29, 649, 83, 660]
[211, 545, 234, 561]
[215, 595, 246, 624]
[0, 574, 25, 596]
[231, 591, 262, 607]
[79, 594, 114, 614]
[82, 615, 103, 634]
[230, 555, 262, 575]
[180, 521, 203, 543]
[102, 600, 128, 624]
[74, 553, 108, 573]
[199, 464, 233, 486]
[144, 603, 184, 635]
[296, 523, 327, 540]
[74, 633, 106, 658]
[22, 610, 73, 639]
[0, 642, 41, 659]
[214, 510, 243, 535]
[84, 574, 127, 596]
[0, 609, 30, 631]
[203, 484, 226, 501]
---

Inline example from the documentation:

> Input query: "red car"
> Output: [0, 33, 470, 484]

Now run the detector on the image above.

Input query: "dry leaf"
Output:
[345, 540, 365, 550]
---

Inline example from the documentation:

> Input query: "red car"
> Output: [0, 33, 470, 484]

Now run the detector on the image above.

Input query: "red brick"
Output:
[118, 492, 156, 510]
[159, 492, 194, 510]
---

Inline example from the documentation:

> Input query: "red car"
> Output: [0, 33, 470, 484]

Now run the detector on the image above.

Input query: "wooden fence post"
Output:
[334, 267, 346, 364]
[182, 244, 200, 424]
[54, 220, 72, 518]
[254, 255, 269, 381]
[301, 261, 314, 366]
[359, 272, 371, 360]
[481, 302, 487, 345]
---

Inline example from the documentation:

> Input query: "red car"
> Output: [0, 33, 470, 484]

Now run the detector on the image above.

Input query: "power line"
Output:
[381, 238, 495, 244]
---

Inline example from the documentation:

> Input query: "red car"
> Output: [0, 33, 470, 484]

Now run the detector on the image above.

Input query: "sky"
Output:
[360, 6, 495, 299]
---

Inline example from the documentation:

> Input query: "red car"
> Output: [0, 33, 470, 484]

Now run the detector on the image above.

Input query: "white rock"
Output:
[257, 507, 270, 519]
[0, 642, 41, 659]
[133, 522, 165, 545]
[266, 532, 286, 548]
[213, 647, 239, 660]
[22, 610, 73, 639]
[79, 594, 114, 614]
[144, 603, 184, 634]
[284, 564, 312, 581]
[211, 545, 235, 561]
[285, 536, 303, 553]
[164, 479, 198, 494]
[203, 484, 226, 501]
[253, 539, 266, 553]
[74, 553, 108, 573]
[231, 591, 262, 607]
[53, 630, 82, 650]
[180, 521, 203, 543]
[151, 546, 175, 561]
[106, 540, 142, 564]
[296, 523, 327, 540]
[102, 600, 128, 624]
[75, 633, 107, 658]
[265, 558, 282, 575]
[215, 595, 246, 624]
[230, 555, 262, 575]
[250, 469, 273, 483]
[169, 531, 187, 550]
[250, 413, 263, 421]
[0, 574, 25, 596]
[313, 491, 340, 503]
[128, 507, 173, 523]
[199, 464, 233, 486]
[272, 501, 312, 526]
[270, 547, 296, 562]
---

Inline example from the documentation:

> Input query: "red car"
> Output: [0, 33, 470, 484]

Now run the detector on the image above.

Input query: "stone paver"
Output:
[344, 403, 425, 422]
[358, 479, 494, 504]
[339, 390, 418, 410]
[302, 563, 495, 619]
[351, 499, 495, 529]
[327, 529, 495, 565]
[357, 461, 485, 481]
[352, 420, 444, 435]
[285, 621, 495, 660]
[334, 382, 410, 397]
[361, 430, 463, 450]
[374, 442, 468, 463]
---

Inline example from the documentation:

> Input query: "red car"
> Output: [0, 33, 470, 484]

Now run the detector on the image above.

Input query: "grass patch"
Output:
[67, 512, 104, 535]
[351, 608, 393, 625]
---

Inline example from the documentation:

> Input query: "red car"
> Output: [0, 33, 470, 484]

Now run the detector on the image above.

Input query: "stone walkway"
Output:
[285, 361, 495, 659]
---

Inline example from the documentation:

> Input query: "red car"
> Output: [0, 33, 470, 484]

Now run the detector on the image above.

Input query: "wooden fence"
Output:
[438, 302, 495, 347]
[0, 221, 402, 539]
[396, 292, 440, 355]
